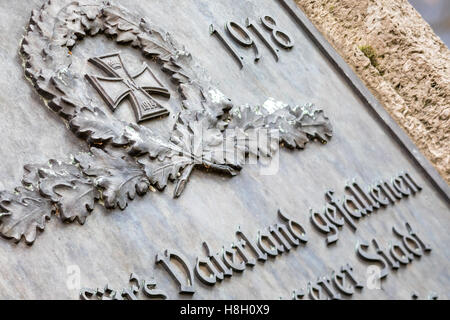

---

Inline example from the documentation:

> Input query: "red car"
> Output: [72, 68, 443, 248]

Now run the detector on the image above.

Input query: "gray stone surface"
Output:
[0, 0, 448, 300]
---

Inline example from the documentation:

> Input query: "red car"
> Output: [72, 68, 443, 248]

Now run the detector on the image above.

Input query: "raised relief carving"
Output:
[156, 210, 308, 294]
[211, 14, 294, 67]
[0, 187, 55, 245]
[293, 263, 363, 300]
[311, 173, 423, 244]
[80, 273, 167, 300]
[156, 249, 196, 294]
[0, 0, 332, 245]
[356, 222, 432, 280]
[85, 52, 170, 123]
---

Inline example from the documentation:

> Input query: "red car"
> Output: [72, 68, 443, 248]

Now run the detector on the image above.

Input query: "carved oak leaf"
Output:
[266, 104, 332, 149]
[76, 148, 150, 210]
[229, 103, 333, 150]
[48, 96, 82, 120]
[225, 106, 278, 158]
[70, 107, 129, 146]
[179, 114, 243, 177]
[211, 126, 277, 162]
[103, 8, 140, 44]
[291, 104, 333, 143]
[139, 35, 173, 61]
[58, 10, 86, 49]
[187, 115, 247, 169]
[228, 105, 265, 131]
[140, 155, 193, 196]
[56, 180, 99, 225]
[125, 122, 210, 198]
[28, 160, 85, 201]
[116, 31, 139, 44]
[23, 160, 99, 225]
[80, 12, 104, 36]
[201, 88, 234, 128]
[139, 113, 240, 198]
[137, 120, 195, 196]
[0, 188, 55, 245]
[80, 5, 102, 21]
[124, 124, 178, 159]
[21, 164, 40, 188]
[138, 19, 175, 62]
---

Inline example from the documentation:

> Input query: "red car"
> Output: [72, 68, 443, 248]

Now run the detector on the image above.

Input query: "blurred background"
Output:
[409, 0, 450, 46]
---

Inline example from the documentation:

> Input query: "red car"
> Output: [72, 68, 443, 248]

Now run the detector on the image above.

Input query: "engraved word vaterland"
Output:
[0, 1, 332, 245]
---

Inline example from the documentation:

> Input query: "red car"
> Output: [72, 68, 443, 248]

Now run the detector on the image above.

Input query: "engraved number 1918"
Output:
[210, 15, 294, 68]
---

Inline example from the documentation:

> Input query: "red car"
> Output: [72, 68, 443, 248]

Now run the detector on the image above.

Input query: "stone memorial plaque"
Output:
[0, 0, 448, 300]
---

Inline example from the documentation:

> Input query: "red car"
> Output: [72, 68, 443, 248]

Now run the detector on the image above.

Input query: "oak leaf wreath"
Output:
[0, 1, 332, 245]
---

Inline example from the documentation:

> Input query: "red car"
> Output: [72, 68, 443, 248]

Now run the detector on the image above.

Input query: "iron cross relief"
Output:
[85, 53, 170, 123]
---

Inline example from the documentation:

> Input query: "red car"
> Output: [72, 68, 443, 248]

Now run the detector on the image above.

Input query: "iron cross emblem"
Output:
[85, 53, 170, 123]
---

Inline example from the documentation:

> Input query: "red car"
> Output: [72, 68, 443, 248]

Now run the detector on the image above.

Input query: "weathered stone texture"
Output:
[297, 0, 450, 183]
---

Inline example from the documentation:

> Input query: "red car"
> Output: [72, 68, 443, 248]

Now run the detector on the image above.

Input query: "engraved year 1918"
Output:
[210, 15, 294, 68]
